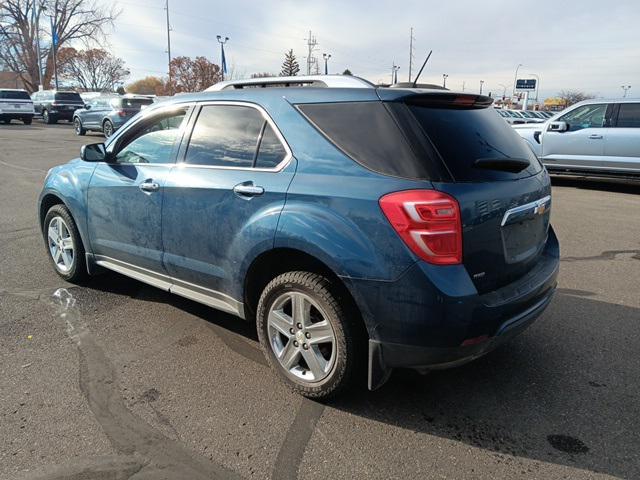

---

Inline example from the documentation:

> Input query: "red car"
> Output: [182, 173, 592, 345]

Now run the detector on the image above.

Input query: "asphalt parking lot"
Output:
[1, 121, 639, 480]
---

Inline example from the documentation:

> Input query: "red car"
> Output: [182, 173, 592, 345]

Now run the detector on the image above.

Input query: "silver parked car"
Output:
[514, 99, 640, 177]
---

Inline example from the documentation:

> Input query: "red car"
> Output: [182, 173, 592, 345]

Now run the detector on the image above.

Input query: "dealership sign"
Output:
[515, 79, 537, 91]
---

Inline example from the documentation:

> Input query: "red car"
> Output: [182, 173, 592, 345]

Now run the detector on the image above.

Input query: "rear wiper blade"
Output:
[473, 157, 530, 173]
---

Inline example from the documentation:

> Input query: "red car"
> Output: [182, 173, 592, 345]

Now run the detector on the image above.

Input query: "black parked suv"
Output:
[31, 90, 84, 124]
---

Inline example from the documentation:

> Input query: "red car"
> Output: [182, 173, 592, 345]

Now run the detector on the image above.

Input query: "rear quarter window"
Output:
[297, 102, 438, 180]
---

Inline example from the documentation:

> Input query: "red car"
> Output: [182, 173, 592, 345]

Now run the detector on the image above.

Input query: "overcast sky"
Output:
[107, 0, 640, 99]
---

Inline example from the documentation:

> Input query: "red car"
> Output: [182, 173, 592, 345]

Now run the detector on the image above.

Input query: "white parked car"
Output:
[513, 99, 640, 176]
[0, 89, 35, 125]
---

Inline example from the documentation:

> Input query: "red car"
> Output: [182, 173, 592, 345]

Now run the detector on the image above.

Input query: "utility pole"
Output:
[32, 0, 44, 90]
[165, 0, 172, 88]
[217, 35, 229, 81]
[442, 73, 448, 88]
[322, 53, 331, 75]
[479, 80, 484, 95]
[528, 73, 540, 102]
[462, 81, 465, 92]
[306, 31, 318, 75]
[408, 27, 415, 82]
[622, 85, 631, 97]
[498, 83, 508, 99]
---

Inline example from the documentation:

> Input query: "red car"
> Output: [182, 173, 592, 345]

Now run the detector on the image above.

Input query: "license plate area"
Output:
[501, 196, 551, 264]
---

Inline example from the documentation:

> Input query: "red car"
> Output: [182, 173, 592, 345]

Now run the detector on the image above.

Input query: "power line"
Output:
[305, 31, 318, 75]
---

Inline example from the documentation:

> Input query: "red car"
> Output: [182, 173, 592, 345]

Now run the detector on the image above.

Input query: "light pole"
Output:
[216, 35, 229, 81]
[442, 73, 448, 88]
[479, 80, 484, 95]
[48, 10, 59, 90]
[528, 73, 540, 102]
[622, 85, 631, 97]
[498, 83, 508, 99]
[391, 63, 400, 84]
[513, 63, 523, 97]
[322, 53, 331, 75]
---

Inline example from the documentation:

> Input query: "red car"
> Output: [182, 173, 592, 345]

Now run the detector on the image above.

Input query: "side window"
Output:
[113, 108, 187, 164]
[185, 105, 264, 167]
[255, 123, 288, 168]
[616, 103, 640, 128]
[559, 104, 607, 131]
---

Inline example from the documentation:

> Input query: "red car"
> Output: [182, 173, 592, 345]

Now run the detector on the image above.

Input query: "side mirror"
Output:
[548, 121, 568, 132]
[80, 143, 108, 162]
[84, 104, 91, 110]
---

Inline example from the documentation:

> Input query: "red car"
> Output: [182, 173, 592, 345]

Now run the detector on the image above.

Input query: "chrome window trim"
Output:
[99, 102, 195, 167]
[178, 100, 293, 173]
[501, 195, 551, 227]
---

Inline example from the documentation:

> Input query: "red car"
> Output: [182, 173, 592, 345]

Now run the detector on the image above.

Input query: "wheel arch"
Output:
[243, 247, 367, 338]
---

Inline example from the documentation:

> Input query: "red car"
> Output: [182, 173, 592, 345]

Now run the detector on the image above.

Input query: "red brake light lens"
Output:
[117, 109, 126, 117]
[379, 190, 462, 265]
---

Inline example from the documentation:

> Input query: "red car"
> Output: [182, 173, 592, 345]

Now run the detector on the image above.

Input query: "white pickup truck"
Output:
[0, 89, 35, 125]
[514, 98, 640, 177]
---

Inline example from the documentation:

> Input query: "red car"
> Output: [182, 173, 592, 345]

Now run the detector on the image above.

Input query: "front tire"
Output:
[256, 271, 358, 399]
[74, 117, 86, 135]
[43, 204, 88, 283]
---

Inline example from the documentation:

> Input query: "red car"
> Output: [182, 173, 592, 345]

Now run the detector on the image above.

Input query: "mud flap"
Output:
[368, 340, 392, 390]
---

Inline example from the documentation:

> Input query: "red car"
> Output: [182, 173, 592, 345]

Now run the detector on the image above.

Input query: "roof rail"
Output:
[205, 74, 375, 91]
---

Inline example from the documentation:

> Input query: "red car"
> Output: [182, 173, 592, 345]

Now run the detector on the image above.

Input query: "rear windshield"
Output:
[120, 98, 154, 108]
[0, 90, 30, 100]
[55, 92, 83, 102]
[407, 104, 543, 181]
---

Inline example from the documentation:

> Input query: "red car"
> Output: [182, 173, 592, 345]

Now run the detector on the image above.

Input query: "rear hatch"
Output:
[54, 92, 84, 111]
[0, 90, 33, 113]
[117, 97, 154, 117]
[386, 92, 551, 293]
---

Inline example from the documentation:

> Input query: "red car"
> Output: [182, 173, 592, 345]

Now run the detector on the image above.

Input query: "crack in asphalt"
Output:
[272, 399, 325, 480]
[561, 249, 640, 262]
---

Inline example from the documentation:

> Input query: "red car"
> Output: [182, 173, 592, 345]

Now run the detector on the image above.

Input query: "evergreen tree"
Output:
[342, 69, 353, 75]
[281, 49, 300, 76]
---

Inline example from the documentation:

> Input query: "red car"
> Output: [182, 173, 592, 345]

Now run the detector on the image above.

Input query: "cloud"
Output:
[107, 0, 640, 98]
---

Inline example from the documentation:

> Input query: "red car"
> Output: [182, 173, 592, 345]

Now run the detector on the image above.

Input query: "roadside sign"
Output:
[515, 79, 536, 91]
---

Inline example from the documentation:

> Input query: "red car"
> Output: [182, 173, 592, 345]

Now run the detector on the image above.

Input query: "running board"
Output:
[92, 255, 245, 319]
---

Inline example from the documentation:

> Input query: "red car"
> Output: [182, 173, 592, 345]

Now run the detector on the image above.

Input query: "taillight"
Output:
[117, 110, 126, 117]
[379, 190, 462, 265]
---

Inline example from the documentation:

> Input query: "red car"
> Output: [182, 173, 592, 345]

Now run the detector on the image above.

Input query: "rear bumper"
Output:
[0, 113, 33, 119]
[368, 288, 554, 388]
[344, 227, 560, 390]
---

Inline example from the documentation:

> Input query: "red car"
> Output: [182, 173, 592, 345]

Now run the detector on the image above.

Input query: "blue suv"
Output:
[38, 75, 559, 398]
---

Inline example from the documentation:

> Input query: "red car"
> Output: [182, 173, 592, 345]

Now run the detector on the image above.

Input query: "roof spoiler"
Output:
[379, 89, 494, 109]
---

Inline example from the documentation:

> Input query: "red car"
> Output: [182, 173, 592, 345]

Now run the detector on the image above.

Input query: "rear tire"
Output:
[43, 204, 88, 283]
[43, 109, 55, 124]
[74, 117, 86, 135]
[23, 117, 32, 125]
[103, 119, 114, 137]
[256, 271, 359, 399]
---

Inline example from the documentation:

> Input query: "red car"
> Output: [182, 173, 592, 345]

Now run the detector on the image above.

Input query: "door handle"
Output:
[588, 134, 603, 139]
[139, 180, 160, 193]
[233, 183, 264, 198]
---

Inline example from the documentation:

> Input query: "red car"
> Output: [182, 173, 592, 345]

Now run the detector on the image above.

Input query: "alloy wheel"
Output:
[267, 291, 337, 382]
[47, 216, 75, 273]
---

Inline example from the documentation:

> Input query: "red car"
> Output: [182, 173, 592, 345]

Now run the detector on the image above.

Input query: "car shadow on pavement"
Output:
[551, 175, 640, 194]
[79, 275, 640, 479]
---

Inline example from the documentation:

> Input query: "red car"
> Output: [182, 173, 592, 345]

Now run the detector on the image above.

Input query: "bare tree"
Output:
[557, 90, 595, 107]
[57, 47, 128, 91]
[250, 72, 276, 78]
[0, 0, 118, 92]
